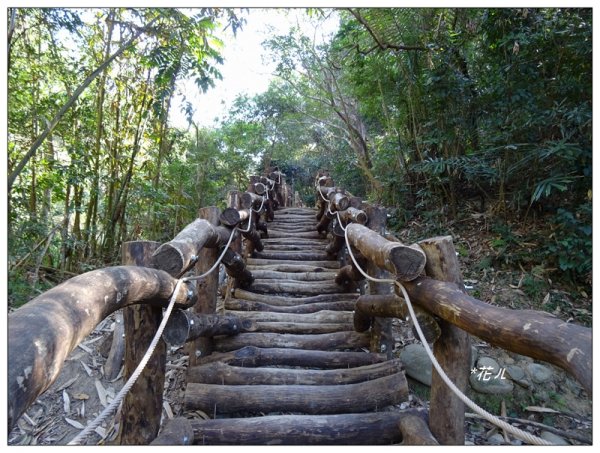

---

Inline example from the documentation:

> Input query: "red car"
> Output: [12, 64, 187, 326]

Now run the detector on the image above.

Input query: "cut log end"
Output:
[389, 246, 426, 281]
[151, 244, 185, 277]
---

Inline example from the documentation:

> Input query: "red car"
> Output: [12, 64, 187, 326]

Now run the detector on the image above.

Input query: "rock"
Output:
[477, 356, 501, 374]
[527, 363, 553, 384]
[506, 365, 531, 388]
[540, 431, 569, 445]
[488, 433, 506, 444]
[510, 439, 523, 446]
[400, 343, 432, 386]
[469, 358, 514, 394]
[506, 365, 525, 381]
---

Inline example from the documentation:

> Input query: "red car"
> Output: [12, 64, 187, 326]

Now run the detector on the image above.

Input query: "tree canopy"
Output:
[7, 7, 592, 307]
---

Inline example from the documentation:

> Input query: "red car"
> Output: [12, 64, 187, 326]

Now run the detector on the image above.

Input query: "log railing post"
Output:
[363, 204, 394, 358]
[187, 206, 220, 367]
[418, 236, 470, 445]
[118, 240, 165, 444]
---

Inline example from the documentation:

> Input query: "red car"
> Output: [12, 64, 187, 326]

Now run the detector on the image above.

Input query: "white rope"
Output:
[68, 226, 238, 445]
[343, 227, 552, 446]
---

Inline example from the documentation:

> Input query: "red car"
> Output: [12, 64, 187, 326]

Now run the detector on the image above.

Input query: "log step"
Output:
[249, 279, 343, 295]
[253, 251, 331, 261]
[224, 298, 356, 313]
[185, 372, 408, 415]
[246, 258, 340, 268]
[213, 331, 370, 352]
[188, 358, 403, 385]
[198, 346, 386, 369]
[262, 244, 326, 252]
[249, 270, 339, 281]
[252, 322, 354, 334]
[233, 289, 357, 306]
[246, 263, 337, 273]
[267, 231, 324, 239]
[155, 411, 430, 445]
[226, 310, 353, 324]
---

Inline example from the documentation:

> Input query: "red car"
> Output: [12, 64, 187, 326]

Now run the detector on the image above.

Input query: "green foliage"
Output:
[545, 203, 592, 278]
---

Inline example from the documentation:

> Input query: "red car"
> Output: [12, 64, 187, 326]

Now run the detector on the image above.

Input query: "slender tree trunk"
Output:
[7, 13, 158, 191]
[60, 184, 71, 271]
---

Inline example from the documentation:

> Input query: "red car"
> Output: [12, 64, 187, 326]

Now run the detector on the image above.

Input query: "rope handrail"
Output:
[318, 179, 551, 446]
[68, 225, 238, 445]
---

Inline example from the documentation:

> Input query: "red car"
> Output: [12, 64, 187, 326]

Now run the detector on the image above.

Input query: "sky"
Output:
[170, 8, 340, 130]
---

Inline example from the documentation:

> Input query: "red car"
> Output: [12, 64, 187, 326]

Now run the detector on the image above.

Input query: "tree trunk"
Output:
[7, 14, 156, 191]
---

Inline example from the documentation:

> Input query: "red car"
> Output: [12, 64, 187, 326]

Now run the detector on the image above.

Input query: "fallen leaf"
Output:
[63, 390, 71, 414]
[73, 393, 89, 400]
[56, 377, 78, 392]
[94, 426, 107, 440]
[95, 379, 108, 407]
[80, 360, 93, 377]
[77, 343, 93, 354]
[525, 406, 559, 414]
[64, 418, 85, 429]
[163, 401, 174, 419]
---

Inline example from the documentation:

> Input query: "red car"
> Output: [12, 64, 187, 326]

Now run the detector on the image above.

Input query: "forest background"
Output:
[5, 7, 592, 320]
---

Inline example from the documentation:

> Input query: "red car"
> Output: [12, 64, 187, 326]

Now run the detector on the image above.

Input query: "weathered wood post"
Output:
[418, 236, 470, 445]
[118, 240, 166, 444]
[187, 206, 220, 367]
[363, 204, 394, 357]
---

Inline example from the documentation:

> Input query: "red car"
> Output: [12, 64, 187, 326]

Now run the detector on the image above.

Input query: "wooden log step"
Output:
[267, 231, 324, 239]
[273, 213, 317, 219]
[224, 298, 356, 313]
[226, 310, 353, 324]
[233, 289, 356, 306]
[185, 372, 408, 415]
[248, 279, 343, 295]
[161, 411, 431, 445]
[263, 244, 328, 252]
[252, 322, 354, 334]
[198, 346, 386, 368]
[249, 269, 339, 281]
[277, 209, 317, 214]
[246, 258, 339, 268]
[213, 331, 370, 352]
[246, 263, 336, 273]
[261, 238, 327, 246]
[265, 244, 326, 253]
[263, 226, 317, 233]
[188, 358, 404, 385]
[253, 250, 331, 261]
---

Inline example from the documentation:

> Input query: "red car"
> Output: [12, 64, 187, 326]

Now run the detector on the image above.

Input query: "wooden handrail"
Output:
[7, 266, 195, 431]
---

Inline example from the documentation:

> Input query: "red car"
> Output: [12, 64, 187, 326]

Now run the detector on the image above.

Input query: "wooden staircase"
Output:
[175, 207, 412, 445]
